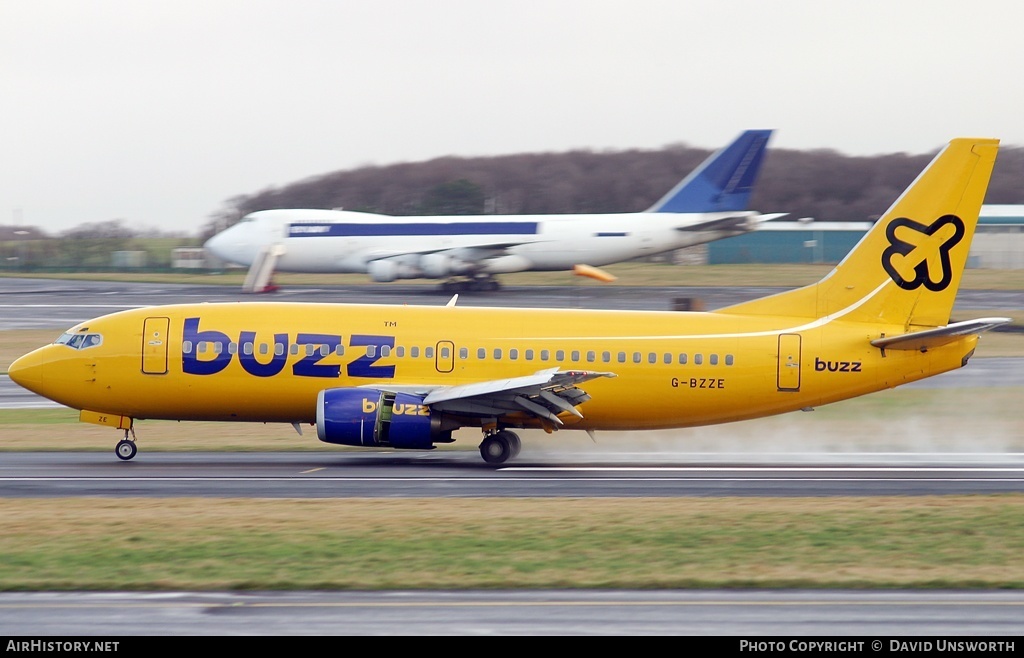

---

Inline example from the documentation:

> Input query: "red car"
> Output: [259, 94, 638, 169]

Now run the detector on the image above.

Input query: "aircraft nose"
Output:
[8, 350, 43, 392]
[203, 232, 229, 260]
[204, 227, 250, 265]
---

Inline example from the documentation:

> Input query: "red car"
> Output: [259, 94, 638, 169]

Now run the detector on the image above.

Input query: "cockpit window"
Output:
[54, 332, 103, 350]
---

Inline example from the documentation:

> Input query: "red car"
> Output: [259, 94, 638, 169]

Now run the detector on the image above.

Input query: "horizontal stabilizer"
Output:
[674, 212, 786, 233]
[870, 318, 1012, 351]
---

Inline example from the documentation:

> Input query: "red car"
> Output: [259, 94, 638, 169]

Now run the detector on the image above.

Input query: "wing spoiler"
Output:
[369, 368, 616, 427]
[870, 317, 1012, 351]
[431, 369, 616, 426]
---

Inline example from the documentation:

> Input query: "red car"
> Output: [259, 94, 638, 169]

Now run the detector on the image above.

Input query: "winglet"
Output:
[646, 129, 773, 214]
[446, 294, 458, 307]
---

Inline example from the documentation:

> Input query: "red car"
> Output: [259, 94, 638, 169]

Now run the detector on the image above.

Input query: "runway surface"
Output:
[2, 451, 1024, 498]
[3, 590, 1024, 636]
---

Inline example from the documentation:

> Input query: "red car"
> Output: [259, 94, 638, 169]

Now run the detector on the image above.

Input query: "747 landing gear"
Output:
[479, 430, 522, 465]
[115, 427, 138, 461]
[440, 276, 501, 294]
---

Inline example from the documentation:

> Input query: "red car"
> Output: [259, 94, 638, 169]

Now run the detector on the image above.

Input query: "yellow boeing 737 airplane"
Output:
[8, 137, 1009, 465]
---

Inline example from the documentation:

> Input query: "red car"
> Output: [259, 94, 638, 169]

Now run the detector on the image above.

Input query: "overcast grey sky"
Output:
[3, 0, 1023, 235]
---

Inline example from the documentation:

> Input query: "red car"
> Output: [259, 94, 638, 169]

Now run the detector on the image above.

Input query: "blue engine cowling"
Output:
[316, 388, 448, 450]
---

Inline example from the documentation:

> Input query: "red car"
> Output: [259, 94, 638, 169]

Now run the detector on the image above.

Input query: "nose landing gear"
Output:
[115, 426, 138, 461]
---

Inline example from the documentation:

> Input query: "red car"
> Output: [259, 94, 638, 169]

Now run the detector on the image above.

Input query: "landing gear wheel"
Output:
[480, 432, 511, 465]
[469, 277, 500, 292]
[479, 430, 520, 465]
[507, 431, 521, 458]
[115, 439, 137, 461]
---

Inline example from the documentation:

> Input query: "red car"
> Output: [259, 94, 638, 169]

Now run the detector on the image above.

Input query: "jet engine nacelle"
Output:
[366, 259, 421, 282]
[316, 388, 451, 449]
[419, 253, 474, 278]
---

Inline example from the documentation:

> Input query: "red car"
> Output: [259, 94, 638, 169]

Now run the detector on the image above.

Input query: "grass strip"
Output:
[1, 496, 1023, 591]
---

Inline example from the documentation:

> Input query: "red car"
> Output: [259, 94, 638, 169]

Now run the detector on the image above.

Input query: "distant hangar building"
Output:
[706, 204, 1024, 268]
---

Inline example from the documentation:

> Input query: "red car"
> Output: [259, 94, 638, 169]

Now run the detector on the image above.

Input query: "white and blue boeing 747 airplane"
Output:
[204, 130, 780, 292]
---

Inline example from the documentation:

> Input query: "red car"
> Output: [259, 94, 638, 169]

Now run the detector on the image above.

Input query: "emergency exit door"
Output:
[435, 341, 455, 373]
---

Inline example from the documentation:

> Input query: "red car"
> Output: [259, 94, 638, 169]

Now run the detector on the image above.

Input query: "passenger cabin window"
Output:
[477, 348, 486, 359]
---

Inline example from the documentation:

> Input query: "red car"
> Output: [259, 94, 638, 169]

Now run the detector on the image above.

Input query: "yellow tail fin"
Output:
[718, 137, 999, 328]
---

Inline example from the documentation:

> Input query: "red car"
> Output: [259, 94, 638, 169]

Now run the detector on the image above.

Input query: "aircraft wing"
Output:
[674, 212, 787, 232]
[369, 368, 616, 426]
[362, 242, 522, 261]
[870, 318, 1012, 351]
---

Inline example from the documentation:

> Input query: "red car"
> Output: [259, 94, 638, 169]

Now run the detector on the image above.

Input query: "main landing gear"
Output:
[479, 429, 521, 465]
[440, 276, 501, 293]
[115, 427, 138, 461]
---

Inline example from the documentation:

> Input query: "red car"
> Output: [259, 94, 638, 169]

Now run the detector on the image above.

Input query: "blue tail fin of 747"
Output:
[646, 129, 773, 213]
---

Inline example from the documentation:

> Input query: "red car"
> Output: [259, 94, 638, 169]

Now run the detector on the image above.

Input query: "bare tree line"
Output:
[204, 143, 1024, 239]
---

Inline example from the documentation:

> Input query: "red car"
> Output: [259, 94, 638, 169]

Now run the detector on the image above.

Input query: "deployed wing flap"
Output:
[870, 318, 1012, 351]
[420, 368, 616, 424]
